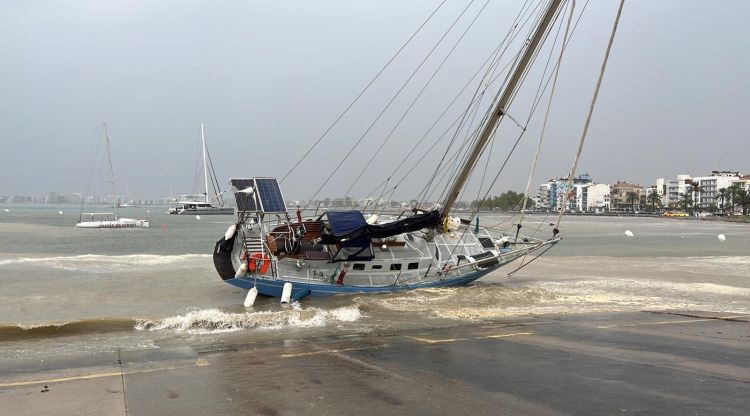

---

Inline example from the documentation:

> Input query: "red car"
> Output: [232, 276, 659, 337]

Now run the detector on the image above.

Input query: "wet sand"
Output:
[2, 310, 749, 415]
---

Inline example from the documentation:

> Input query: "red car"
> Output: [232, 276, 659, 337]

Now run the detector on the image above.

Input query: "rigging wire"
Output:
[280, 0, 449, 184]
[362, 0, 540, 206]
[80, 125, 105, 219]
[465, 0, 591, 224]
[303, 0, 478, 209]
[517, 0, 576, 233]
[555, 0, 625, 228]
[343, 0, 492, 198]
[426, 1, 549, 208]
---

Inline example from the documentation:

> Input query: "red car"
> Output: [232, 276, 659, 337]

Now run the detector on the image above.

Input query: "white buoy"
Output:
[195, 215, 201, 220]
[718, 234, 727, 242]
[146, 210, 150, 214]
[624, 230, 634, 237]
[224, 224, 237, 240]
[3, 209, 9, 212]
[58, 210, 63, 215]
[243, 287, 258, 307]
[280, 282, 293, 304]
[235, 262, 248, 277]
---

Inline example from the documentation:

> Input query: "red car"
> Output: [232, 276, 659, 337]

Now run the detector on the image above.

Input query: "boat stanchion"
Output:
[280, 282, 293, 304]
[243, 286, 258, 307]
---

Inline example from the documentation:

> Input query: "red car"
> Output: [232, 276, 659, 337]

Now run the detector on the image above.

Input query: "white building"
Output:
[579, 183, 610, 212]
[692, 171, 741, 210]
[666, 174, 692, 207]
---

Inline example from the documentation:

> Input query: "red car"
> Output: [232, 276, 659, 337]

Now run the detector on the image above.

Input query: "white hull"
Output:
[75, 218, 150, 229]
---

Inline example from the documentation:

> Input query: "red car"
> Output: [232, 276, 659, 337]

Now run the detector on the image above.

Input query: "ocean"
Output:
[1, 205, 749, 367]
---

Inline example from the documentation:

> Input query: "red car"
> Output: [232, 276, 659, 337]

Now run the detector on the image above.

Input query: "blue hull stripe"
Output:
[224, 268, 494, 298]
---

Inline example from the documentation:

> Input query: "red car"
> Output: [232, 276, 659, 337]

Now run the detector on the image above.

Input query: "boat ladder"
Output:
[244, 237, 265, 255]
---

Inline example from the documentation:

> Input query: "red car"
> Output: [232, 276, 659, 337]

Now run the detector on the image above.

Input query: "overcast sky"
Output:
[1, 0, 748, 201]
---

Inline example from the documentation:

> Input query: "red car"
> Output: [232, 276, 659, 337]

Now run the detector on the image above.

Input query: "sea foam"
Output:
[0, 254, 210, 272]
[135, 305, 362, 334]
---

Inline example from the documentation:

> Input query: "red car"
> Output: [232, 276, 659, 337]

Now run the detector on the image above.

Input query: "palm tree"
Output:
[689, 180, 706, 213]
[679, 192, 693, 213]
[626, 191, 638, 212]
[717, 188, 730, 214]
[728, 183, 743, 214]
[735, 188, 750, 215]
[647, 190, 662, 212]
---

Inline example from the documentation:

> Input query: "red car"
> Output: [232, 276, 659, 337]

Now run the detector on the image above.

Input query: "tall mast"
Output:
[440, 0, 564, 225]
[103, 123, 117, 219]
[201, 122, 209, 204]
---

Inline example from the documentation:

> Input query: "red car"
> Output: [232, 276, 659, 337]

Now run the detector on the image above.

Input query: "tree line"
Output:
[471, 191, 533, 211]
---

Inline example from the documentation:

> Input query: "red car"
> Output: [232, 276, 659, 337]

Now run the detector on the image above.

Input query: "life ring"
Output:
[247, 252, 271, 274]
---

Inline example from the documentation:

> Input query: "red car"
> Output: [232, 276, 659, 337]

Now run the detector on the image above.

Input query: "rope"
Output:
[555, 0, 625, 228]
[280, 0, 449, 184]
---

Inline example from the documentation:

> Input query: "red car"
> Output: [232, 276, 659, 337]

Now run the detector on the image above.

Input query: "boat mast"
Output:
[439, 0, 565, 226]
[201, 122, 210, 204]
[103, 123, 117, 219]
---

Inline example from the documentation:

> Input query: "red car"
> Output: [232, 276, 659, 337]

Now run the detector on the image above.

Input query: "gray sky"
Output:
[1, 0, 748, 201]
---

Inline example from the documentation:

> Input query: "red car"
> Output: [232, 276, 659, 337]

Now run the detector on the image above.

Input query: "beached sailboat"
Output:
[76, 124, 150, 229]
[167, 123, 233, 215]
[213, 0, 622, 303]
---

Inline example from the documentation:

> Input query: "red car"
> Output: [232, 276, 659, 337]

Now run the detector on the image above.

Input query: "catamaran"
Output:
[213, 0, 624, 304]
[167, 123, 233, 215]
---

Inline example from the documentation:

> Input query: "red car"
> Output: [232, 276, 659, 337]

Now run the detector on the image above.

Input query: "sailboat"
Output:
[167, 123, 233, 215]
[76, 124, 150, 229]
[213, 0, 622, 303]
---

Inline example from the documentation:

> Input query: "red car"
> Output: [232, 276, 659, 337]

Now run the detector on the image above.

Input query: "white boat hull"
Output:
[75, 218, 150, 229]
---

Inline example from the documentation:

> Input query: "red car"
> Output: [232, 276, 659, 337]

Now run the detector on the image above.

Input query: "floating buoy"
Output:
[195, 215, 201, 220]
[146, 210, 150, 214]
[624, 230, 634, 237]
[243, 287, 258, 307]
[718, 234, 727, 242]
[58, 210, 63, 215]
[3, 209, 9, 212]
[280, 282, 292, 304]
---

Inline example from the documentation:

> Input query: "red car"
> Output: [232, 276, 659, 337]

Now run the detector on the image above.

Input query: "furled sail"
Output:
[320, 210, 440, 245]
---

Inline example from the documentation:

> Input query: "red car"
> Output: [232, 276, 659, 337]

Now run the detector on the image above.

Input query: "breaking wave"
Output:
[0, 254, 210, 272]
[135, 305, 363, 334]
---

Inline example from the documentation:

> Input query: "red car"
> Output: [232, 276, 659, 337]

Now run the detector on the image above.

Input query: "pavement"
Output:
[1, 311, 749, 415]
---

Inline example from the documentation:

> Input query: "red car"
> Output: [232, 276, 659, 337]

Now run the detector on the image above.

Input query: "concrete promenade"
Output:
[2, 311, 749, 415]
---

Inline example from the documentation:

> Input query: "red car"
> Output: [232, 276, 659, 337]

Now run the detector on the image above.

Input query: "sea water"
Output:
[1, 205, 749, 363]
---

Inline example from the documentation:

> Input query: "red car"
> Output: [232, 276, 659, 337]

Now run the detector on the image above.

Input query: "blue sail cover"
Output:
[320, 210, 440, 245]
[326, 211, 374, 261]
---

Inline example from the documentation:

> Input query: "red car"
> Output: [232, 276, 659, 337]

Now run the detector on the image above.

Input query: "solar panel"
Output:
[230, 178, 258, 212]
[255, 178, 287, 213]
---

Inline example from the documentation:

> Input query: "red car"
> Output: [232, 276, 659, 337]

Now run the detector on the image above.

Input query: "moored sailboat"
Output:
[76, 124, 150, 229]
[167, 123, 233, 215]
